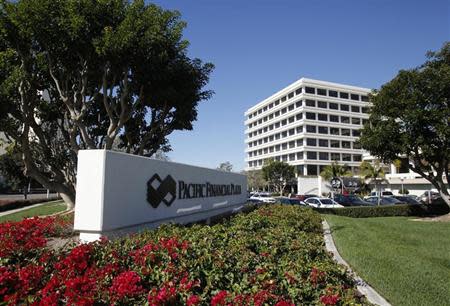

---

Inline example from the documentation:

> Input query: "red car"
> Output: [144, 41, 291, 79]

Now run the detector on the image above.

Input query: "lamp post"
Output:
[400, 177, 404, 195]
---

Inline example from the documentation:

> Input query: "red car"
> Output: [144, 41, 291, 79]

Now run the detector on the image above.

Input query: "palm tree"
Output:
[320, 161, 352, 181]
[360, 161, 386, 205]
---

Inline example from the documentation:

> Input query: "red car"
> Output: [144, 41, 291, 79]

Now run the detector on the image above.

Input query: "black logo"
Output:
[147, 174, 176, 208]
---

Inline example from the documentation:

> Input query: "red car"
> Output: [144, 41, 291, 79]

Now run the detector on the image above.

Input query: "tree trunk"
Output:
[59, 191, 75, 210]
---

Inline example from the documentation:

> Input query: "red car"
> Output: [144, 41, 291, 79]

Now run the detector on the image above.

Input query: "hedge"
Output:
[317, 202, 449, 218]
[0, 196, 61, 213]
[0, 204, 369, 305]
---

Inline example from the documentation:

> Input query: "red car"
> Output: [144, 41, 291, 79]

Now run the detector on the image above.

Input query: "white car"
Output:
[304, 197, 344, 208]
[249, 193, 276, 203]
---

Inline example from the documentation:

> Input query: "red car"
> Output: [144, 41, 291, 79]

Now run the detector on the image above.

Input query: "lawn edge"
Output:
[322, 219, 391, 306]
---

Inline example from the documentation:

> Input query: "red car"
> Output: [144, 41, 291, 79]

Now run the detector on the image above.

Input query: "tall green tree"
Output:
[243, 169, 266, 191]
[0, 0, 214, 208]
[319, 161, 352, 181]
[359, 42, 450, 207]
[217, 161, 233, 172]
[261, 159, 296, 196]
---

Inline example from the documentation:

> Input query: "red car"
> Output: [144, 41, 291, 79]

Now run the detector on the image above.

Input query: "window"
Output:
[306, 125, 317, 133]
[307, 152, 317, 160]
[330, 140, 340, 148]
[258, 109, 262, 114]
[351, 117, 361, 125]
[263, 148, 268, 154]
[281, 131, 287, 138]
[295, 88, 302, 95]
[341, 128, 351, 136]
[275, 144, 280, 151]
[281, 108, 287, 114]
[351, 105, 360, 112]
[319, 139, 328, 147]
[318, 101, 327, 108]
[296, 126, 303, 133]
[353, 142, 361, 149]
[341, 116, 350, 124]
[296, 113, 303, 120]
[362, 107, 369, 113]
[282, 155, 287, 161]
[342, 141, 351, 149]
[342, 153, 352, 161]
[274, 122, 280, 128]
[281, 96, 287, 102]
[248, 114, 253, 119]
[289, 128, 295, 136]
[361, 95, 369, 102]
[307, 164, 318, 174]
[289, 153, 295, 161]
[329, 90, 338, 97]
[318, 126, 328, 134]
[268, 103, 273, 109]
[288, 92, 294, 99]
[297, 152, 304, 160]
[289, 140, 295, 148]
[317, 88, 327, 96]
[340, 92, 349, 99]
[306, 112, 316, 120]
[353, 154, 362, 162]
[351, 94, 359, 101]
[305, 87, 315, 94]
[288, 116, 294, 123]
[330, 115, 339, 122]
[268, 113, 273, 120]
[340, 104, 349, 111]
[306, 138, 317, 146]
[319, 152, 329, 160]
[331, 153, 340, 161]
[269, 146, 274, 153]
[282, 143, 287, 150]
[274, 100, 280, 106]
[296, 100, 303, 108]
[352, 129, 361, 137]
[329, 102, 339, 110]
[288, 104, 295, 111]
[275, 110, 280, 117]
[269, 135, 274, 141]
[318, 113, 328, 121]
[296, 139, 303, 146]
[281, 119, 287, 126]
[275, 133, 280, 140]
[362, 119, 368, 125]
[330, 127, 340, 135]
[306, 99, 316, 107]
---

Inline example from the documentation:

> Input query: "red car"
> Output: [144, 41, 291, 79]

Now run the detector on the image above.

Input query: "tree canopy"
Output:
[319, 161, 351, 181]
[0, 0, 214, 207]
[217, 161, 233, 172]
[261, 159, 296, 195]
[359, 42, 450, 206]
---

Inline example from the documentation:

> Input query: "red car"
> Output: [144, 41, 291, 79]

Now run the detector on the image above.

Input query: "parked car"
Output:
[333, 194, 373, 207]
[365, 196, 403, 205]
[249, 193, 276, 204]
[419, 191, 441, 204]
[304, 197, 344, 208]
[278, 197, 306, 206]
[392, 195, 421, 205]
[292, 194, 318, 201]
[369, 191, 394, 197]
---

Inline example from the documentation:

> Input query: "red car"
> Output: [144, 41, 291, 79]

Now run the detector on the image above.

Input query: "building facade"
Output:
[244, 78, 370, 176]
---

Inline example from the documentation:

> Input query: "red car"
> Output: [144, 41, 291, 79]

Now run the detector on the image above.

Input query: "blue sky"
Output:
[151, 0, 449, 171]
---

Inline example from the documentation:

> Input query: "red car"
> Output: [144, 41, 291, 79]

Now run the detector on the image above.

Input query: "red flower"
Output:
[275, 301, 295, 306]
[211, 290, 228, 306]
[320, 293, 340, 305]
[109, 271, 144, 302]
[187, 294, 201, 305]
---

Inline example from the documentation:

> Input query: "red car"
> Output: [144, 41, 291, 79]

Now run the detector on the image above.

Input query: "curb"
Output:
[322, 220, 391, 306]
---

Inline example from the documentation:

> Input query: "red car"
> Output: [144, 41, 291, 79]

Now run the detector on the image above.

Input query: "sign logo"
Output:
[147, 174, 176, 208]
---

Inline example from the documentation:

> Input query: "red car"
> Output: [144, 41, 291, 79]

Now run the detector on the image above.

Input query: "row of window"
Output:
[248, 110, 367, 139]
[247, 99, 369, 129]
[248, 124, 362, 148]
[248, 152, 363, 167]
[248, 138, 362, 158]
[247, 86, 369, 120]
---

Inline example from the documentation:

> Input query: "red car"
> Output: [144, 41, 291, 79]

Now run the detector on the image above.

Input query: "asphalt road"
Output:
[0, 193, 58, 200]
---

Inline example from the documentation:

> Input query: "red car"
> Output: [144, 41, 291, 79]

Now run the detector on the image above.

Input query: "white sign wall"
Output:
[74, 150, 247, 242]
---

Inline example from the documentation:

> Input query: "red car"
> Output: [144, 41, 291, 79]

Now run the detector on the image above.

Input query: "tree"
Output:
[243, 170, 266, 191]
[0, 148, 28, 192]
[217, 161, 233, 172]
[360, 161, 387, 206]
[261, 159, 296, 196]
[0, 0, 214, 208]
[319, 161, 352, 181]
[359, 42, 450, 207]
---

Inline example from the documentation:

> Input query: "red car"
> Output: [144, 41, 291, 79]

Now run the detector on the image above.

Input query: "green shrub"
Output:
[317, 203, 449, 218]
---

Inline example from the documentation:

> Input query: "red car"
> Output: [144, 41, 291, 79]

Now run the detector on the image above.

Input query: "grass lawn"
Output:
[0, 200, 67, 223]
[324, 215, 450, 306]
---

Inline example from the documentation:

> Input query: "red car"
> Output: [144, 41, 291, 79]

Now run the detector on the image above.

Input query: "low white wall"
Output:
[74, 150, 247, 242]
[297, 176, 330, 195]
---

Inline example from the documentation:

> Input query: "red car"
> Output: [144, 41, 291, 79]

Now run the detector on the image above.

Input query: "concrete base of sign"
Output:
[74, 150, 247, 242]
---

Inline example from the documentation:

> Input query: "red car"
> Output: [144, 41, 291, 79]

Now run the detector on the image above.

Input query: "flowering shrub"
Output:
[0, 205, 369, 305]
